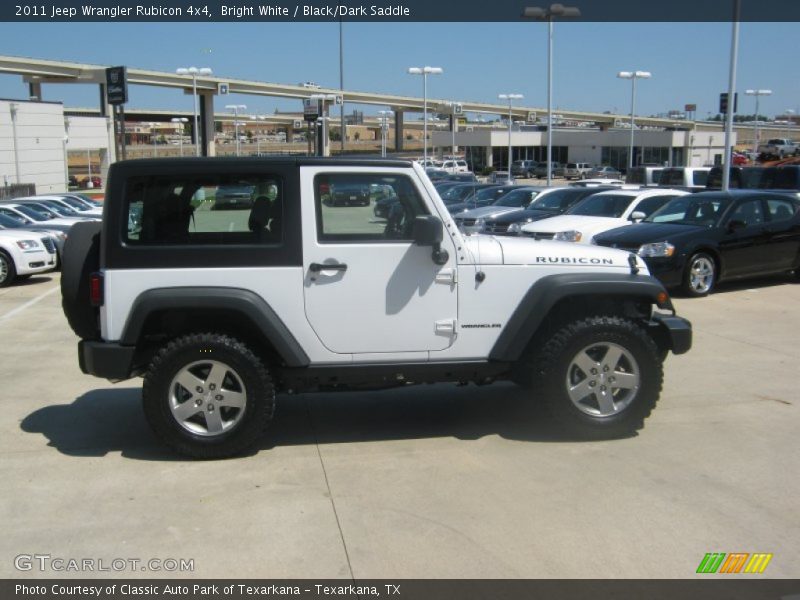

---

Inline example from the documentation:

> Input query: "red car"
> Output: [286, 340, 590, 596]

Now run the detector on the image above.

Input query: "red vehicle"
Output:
[81, 176, 102, 189]
[732, 152, 748, 166]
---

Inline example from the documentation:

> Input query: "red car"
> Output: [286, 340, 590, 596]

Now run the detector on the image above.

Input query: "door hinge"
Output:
[435, 319, 457, 336]
[435, 268, 457, 285]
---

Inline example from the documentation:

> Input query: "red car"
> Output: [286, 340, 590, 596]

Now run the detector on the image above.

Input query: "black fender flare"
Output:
[120, 287, 310, 367]
[489, 272, 672, 362]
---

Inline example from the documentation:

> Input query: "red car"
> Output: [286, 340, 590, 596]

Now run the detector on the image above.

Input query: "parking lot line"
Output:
[0, 285, 59, 324]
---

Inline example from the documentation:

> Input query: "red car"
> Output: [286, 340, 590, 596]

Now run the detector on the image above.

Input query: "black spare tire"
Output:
[61, 221, 102, 340]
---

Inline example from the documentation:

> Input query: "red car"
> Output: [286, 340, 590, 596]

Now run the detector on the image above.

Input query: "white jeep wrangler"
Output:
[61, 158, 691, 458]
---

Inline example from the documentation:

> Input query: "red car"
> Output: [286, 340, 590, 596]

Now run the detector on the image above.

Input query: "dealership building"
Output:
[433, 126, 736, 172]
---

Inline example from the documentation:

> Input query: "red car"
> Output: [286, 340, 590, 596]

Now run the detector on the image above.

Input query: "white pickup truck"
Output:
[758, 138, 798, 160]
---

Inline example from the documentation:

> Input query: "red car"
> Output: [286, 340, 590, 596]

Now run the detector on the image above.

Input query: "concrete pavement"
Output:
[0, 272, 798, 579]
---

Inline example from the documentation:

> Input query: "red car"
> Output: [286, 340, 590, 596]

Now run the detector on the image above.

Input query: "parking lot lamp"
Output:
[617, 71, 652, 170]
[176, 67, 212, 157]
[378, 110, 393, 157]
[522, 4, 581, 186]
[149, 122, 159, 157]
[498, 94, 523, 183]
[745, 89, 772, 157]
[171, 117, 188, 156]
[408, 67, 443, 166]
[225, 105, 247, 156]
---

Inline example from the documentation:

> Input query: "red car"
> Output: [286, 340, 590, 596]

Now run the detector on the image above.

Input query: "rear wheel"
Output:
[524, 316, 662, 439]
[682, 252, 716, 297]
[0, 250, 17, 287]
[142, 333, 275, 459]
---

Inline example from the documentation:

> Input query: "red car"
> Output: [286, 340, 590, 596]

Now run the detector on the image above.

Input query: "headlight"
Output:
[474, 218, 485, 228]
[554, 230, 582, 242]
[507, 222, 522, 233]
[16, 240, 39, 250]
[637, 242, 675, 258]
[55, 232, 67, 240]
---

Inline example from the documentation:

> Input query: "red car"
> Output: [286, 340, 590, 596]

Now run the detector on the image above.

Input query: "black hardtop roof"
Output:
[114, 156, 413, 169]
[691, 189, 799, 199]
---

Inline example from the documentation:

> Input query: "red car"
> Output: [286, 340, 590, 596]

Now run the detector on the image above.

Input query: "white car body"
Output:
[441, 160, 470, 174]
[520, 188, 689, 244]
[33, 195, 104, 217]
[569, 178, 625, 187]
[0, 229, 57, 282]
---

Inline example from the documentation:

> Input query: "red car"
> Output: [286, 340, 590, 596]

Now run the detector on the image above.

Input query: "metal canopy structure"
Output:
[0, 54, 694, 129]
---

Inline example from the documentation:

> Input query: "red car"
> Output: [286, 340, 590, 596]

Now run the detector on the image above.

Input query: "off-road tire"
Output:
[60, 221, 102, 339]
[142, 333, 275, 459]
[0, 250, 17, 287]
[525, 316, 662, 439]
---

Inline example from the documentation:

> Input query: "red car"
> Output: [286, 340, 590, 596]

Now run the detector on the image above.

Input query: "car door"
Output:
[302, 168, 458, 356]
[717, 197, 771, 278]
[762, 196, 800, 271]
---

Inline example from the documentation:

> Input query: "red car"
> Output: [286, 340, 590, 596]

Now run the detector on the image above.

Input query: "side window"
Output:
[124, 174, 283, 245]
[315, 173, 428, 243]
[693, 171, 709, 186]
[766, 198, 797, 222]
[729, 199, 765, 226]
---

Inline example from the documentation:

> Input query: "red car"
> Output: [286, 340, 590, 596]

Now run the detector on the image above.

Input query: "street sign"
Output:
[303, 99, 320, 122]
[105, 66, 127, 105]
[453, 102, 463, 115]
[685, 103, 697, 112]
[719, 93, 738, 115]
[335, 95, 343, 105]
[527, 111, 537, 122]
[293, 120, 303, 129]
[218, 82, 229, 95]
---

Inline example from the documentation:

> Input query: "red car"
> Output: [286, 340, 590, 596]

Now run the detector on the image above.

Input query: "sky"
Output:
[0, 21, 797, 120]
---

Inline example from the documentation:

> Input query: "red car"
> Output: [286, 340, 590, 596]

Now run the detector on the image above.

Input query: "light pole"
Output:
[176, 66, 212, 157]
[522, 4, 581, 186]
[171, 117, 188, 156]
[745, 89, 772, 157]
[310, 94, 338, 156]
[786, 109, 796, 139]
[617, 71, 652, 170]
[498, 94, 523, 183]
[251, 115, 267, 155]
[378, 110, 393, 157]
[149, 122, 159, 157]
[408, 66, 443, 166]
[225, 104, 247, 156]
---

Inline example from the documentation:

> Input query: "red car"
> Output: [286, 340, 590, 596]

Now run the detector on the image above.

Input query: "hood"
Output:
[521, 215, 630, 242]
[595, 222, 708, 246]
[490, 208, 562, 225]
[491, 235, 647, 271]
[0, 229, 50, 242]
[456, 205, 522, 220]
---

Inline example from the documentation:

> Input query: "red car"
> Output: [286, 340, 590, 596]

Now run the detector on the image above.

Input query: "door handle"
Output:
[309, 262, 348, 273]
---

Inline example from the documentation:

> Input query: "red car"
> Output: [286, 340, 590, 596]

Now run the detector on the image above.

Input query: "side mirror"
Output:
[412, 215, 449, 266]
[412, 215, 443, 246]
[727, 219, 746, 233]
[630, 211, 646, 222]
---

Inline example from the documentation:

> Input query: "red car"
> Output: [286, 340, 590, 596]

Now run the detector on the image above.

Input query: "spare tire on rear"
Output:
[61, 221, 102, 340]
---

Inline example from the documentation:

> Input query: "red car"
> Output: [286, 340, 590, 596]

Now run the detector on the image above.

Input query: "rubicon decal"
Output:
[534, 257, 615, 265]
[696, 553, 773, 574]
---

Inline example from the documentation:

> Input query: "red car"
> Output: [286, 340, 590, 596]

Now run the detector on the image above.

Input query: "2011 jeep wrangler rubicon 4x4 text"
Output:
[61, 158, 691, 458]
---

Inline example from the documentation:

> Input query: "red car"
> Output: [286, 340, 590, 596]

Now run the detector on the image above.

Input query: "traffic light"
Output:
[719, 92, 738, 115]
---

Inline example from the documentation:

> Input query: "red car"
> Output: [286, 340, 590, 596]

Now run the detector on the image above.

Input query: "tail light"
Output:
[89, 272, 104, 307]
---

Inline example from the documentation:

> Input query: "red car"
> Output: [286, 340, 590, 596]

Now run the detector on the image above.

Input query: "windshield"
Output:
[0, 213, 25, 228]
[567, 194, 633, 218]
[12, 205, 49, 221]
[58, 196, 90, 211]
[528, 189, 580, 212]
[495, 189, 539, 207]
[472, 187, 504, 202]
[645, 196, 729, 226]
[441, 185, 479, 201]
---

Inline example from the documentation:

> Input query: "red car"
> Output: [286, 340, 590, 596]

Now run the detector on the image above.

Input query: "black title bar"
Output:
[3, 0, 800, 22]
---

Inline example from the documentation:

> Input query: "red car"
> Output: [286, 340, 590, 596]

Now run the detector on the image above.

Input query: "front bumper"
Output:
[79, 340, 137, 382]
[642, 256, 686, 290]
[650, 313, 692, 355]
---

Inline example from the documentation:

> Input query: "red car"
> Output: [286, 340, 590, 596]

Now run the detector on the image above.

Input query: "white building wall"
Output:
[0, 99, 68, 194]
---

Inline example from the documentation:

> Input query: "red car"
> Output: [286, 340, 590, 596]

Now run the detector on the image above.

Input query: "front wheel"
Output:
[0, 250, 17, 288]
[142, 333, 275, 458]
[682, 252, 716, 297]
[525, 316, 663, 439]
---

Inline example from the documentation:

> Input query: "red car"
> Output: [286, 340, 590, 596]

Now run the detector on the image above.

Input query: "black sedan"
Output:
[481, 186, 616, 235]
[593, 191, 800, 297]
[446, 185, 517, 214]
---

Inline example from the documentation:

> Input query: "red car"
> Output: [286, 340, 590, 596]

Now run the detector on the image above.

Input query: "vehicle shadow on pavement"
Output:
[20, 383, 609, 460]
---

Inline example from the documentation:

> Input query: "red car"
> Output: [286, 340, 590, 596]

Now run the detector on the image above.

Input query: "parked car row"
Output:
[426, 175, 800, 298]
[0, 193, 103, 287]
